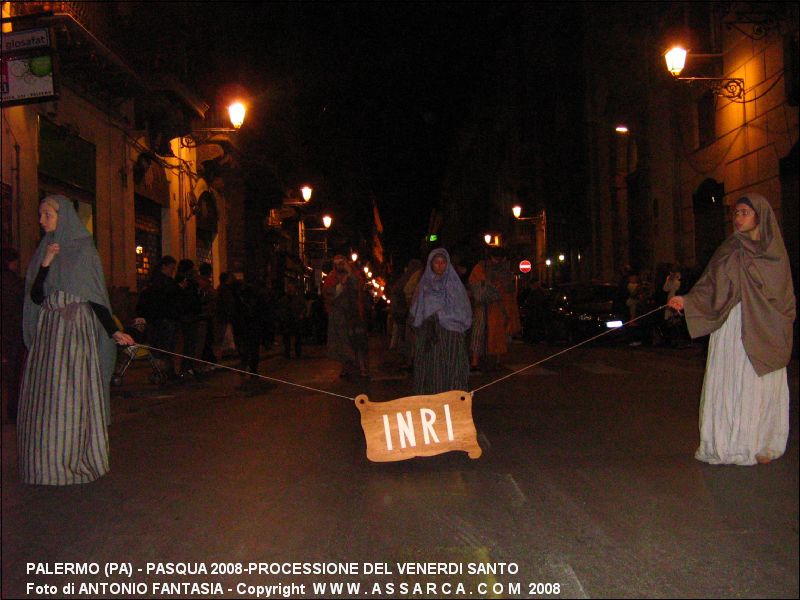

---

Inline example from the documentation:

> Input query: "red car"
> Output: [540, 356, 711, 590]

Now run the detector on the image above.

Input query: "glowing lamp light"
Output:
[484, 234, 492, 245]
[135, 245, 144, 255]
[512, 205, 522, 219]
[322, 215, 332, 229]
[228, 102, 246, 129]
[615, 125, 629, 134]
[545, 259, 552, 266]
[664, 46, 687, 77]
[363, 266, 369, 274]
[351, 252, 358, 262]
[301, 186, 313, 202]
[558, 254, 565, 262]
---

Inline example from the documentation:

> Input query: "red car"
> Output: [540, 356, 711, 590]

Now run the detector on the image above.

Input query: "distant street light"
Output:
[301, 186, 313, 202]
[351, 252, 359, 262]
[322, 215, 332, 229]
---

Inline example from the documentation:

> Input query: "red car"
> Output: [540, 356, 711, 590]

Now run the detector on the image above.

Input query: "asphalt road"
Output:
[2, 337, 798, 599]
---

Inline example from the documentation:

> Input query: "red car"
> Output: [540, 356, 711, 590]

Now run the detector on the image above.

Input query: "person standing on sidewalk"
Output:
[409, 248, 472, 394]
[175, 259, 201, 378]
[669, 193, 795, 466]
[19, 195, 133, 485]
[137, 255, 181, 378]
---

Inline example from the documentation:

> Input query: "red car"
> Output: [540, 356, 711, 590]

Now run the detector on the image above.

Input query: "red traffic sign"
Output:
[519, 260, 532, 273]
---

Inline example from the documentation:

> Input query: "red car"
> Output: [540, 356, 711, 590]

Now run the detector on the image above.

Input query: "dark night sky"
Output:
[186, 3, 552, 265]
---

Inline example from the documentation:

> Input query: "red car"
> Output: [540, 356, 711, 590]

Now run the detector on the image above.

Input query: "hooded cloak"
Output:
[410, 248, 472, 333]
[22, 195, 117, 417]
[684, 193, 795, 375]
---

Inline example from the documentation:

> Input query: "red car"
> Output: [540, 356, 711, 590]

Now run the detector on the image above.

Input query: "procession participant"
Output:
[323, 255, 368, 378]
[409, 248, 472, 394]
[20, 195, 133, 485]
[669, 193, 795, 466]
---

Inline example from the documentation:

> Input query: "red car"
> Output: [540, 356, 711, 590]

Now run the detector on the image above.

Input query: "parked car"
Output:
[521, 282, 630, 345]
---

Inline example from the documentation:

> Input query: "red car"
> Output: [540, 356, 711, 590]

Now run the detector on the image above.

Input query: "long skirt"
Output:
[414, 321, 469, 395]
[18, 290, 109, 485]
[695, 303, 789, 466]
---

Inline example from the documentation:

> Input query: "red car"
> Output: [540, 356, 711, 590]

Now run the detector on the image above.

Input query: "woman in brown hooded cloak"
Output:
[669, 193, 795, 465]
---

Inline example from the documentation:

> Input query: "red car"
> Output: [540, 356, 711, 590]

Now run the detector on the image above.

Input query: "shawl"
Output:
[683, 193, 795, 375]
[22, 195, 117, 418]
[409, 248, 472, 333]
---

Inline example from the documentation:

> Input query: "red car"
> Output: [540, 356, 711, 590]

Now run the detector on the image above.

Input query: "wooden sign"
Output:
[355, 390, 482, 462]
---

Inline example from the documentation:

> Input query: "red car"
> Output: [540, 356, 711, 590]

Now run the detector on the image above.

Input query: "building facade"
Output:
[1, 2, 240, 321]
[584, 2, 798, 286]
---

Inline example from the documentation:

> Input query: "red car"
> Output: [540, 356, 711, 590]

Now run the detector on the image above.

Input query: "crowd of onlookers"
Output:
[133, 255, 329, 382]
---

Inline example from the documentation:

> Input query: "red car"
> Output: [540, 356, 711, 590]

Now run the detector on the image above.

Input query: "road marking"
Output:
[502, 473, 527, 507]
[546, 558, 590, 598]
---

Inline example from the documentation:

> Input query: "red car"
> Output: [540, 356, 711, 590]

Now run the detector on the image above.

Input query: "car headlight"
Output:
[605, 320, 623, 328]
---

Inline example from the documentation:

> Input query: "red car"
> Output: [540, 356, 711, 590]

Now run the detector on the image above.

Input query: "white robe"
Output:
[695, 303, 790, 465]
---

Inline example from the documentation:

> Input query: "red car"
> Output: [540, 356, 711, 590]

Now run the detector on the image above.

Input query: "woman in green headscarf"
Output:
[19, 195, 133, 485]
[669, 193, 795, 466]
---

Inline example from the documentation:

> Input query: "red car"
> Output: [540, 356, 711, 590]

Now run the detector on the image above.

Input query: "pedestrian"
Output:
[1, 247, 25, 424]
[196, 262, 217, 366]
[279, 280, 306, 359]
[214, 271, 238, 356]
[231, 276, 269, 385]
[409, 248, 472, 395]
[323, 255, 368, 379]
[175, 259, 201, 378]
[19, 195, 134, 485]
[668, 193, 795, 466]
[137, 255, 181, 378]
[388, 258, 422, 363]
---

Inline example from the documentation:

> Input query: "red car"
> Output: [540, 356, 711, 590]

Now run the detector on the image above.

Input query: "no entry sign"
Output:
[519, 260, 532, 273]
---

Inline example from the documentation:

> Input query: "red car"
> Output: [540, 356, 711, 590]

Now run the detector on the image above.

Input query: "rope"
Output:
[133, 345, 356, 401]
[130, 303, 669, 402]
[469, 304, 669, 395]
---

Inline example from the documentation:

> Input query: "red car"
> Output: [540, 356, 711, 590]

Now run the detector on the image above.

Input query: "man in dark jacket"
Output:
[175, 259, 202, 378]
[137, 255, 180, 377]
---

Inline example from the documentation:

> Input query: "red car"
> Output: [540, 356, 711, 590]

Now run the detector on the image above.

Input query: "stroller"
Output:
[111, 318, 169, 386]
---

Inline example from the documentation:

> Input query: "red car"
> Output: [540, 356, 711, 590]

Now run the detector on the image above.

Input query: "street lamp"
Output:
[181, 100, 247, 147]
[322, 214, 332, 229]
[301, 186, 313, 202]
[351, 252, 359, 262]
[663, 46, 744, 99]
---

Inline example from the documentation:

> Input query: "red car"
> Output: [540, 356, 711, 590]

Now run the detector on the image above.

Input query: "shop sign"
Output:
[0, 28, 57, 107]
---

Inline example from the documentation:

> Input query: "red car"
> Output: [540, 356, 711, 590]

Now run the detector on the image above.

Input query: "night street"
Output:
[3, 337, 798, 599]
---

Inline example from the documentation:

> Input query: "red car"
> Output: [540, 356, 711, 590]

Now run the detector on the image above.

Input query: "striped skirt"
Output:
[413, 319, 469, 395]
[18, 290, 109, 485]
